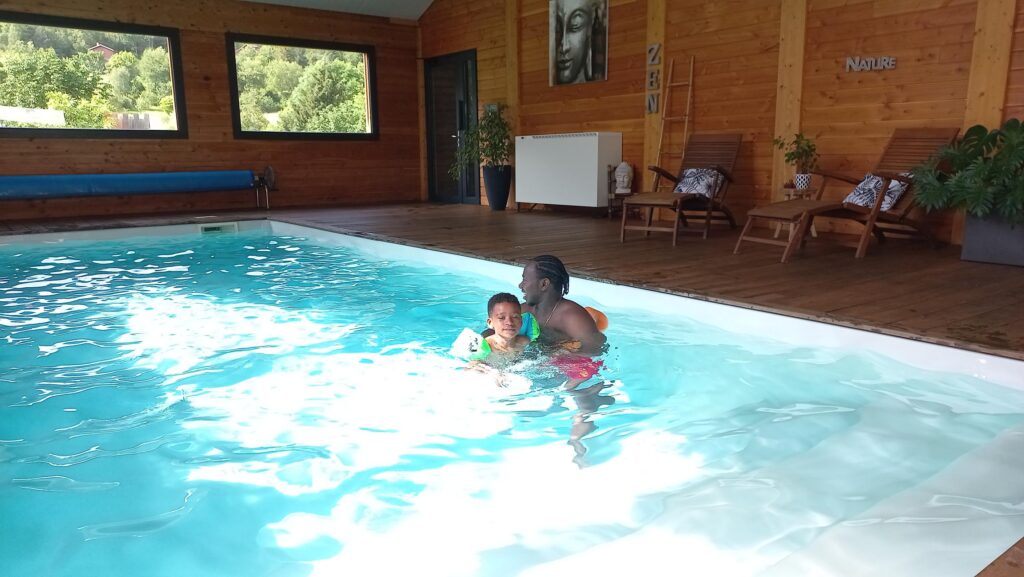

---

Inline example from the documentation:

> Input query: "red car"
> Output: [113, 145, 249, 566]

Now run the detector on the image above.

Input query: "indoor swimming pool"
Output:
[1, 220, 1022, 577]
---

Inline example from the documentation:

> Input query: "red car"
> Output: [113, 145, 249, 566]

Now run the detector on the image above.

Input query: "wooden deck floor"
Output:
[3, 203, 1022, 360]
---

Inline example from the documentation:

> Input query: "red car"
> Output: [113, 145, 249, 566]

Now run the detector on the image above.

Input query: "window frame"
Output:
[0, 10, 188, 139]
[225, 32, 380, 141]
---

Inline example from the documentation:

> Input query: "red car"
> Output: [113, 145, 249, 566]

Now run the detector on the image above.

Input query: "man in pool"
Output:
[520, 255, 612, 466]
[519, 255, 606, 390]
[519, 255, 605, 354]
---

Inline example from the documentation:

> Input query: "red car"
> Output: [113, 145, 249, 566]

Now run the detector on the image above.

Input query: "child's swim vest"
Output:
[450, 312, 541, 361]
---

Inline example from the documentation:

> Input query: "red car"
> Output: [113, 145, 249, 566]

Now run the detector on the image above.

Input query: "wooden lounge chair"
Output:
[733, 127, 959, 261]
[621, 132, 742, 244]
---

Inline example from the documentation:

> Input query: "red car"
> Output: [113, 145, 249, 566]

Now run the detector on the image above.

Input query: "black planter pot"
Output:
[962, 214, 1024, 266]
[482, 165, 513, 211]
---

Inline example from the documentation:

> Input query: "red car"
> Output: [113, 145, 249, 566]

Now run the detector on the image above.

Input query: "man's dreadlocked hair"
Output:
[532, 255, 570, 296]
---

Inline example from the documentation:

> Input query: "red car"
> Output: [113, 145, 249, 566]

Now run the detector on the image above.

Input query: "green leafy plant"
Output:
[912, 120, 1024, 226]
[449, 103, 513, 179]
[772, 132, 819, 173]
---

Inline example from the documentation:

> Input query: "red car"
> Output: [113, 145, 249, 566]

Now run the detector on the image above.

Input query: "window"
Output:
[226, 33, 378, 140]
[0, 11, 187, 138]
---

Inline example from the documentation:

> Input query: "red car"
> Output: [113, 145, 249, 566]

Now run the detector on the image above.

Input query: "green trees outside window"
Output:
[0, 17, 180, 132]
[229, 37, 374, 136]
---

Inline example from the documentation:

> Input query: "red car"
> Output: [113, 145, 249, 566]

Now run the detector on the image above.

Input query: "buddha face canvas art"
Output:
[550, 0, 608, 86]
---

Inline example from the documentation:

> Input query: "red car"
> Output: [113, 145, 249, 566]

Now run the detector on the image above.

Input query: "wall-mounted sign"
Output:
[646, 43, 661, 66]
[646, 43, 661, 114]
[846, 56, 896, 72]
[647, 69, 660, 90]
[647, 93, 659, 114]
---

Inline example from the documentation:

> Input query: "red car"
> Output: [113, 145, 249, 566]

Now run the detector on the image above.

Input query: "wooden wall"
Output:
[419, 0, 509, 206]
[517, 0, 647, 176]
[420, 0, 775, 214]
[420, 0, 649, 207]
[801, 0, 976, 236]
[420, 0, 509, 109]
[4, 0, 1020, 242]
[662, 0, 781, 214]
[0, 0, 420, 220]
[1004, 0, 1024, 120]
[419, 0, 1024, 243]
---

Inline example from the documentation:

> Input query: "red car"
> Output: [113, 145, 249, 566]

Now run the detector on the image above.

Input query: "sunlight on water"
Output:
[116, 294, 358, 375]
[1, 229, 1023, 577]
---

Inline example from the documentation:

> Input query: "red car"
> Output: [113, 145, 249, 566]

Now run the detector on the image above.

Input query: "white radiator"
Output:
[515, 132, 622, 207]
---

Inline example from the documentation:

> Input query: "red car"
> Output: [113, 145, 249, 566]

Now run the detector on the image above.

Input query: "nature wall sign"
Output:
[845, 56, 896, 72]
[549, 0, 608, 86]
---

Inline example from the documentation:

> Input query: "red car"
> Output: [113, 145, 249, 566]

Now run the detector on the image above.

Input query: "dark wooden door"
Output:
[425, 50, 478, 204]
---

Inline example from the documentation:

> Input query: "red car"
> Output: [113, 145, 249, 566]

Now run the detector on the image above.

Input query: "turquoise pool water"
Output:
[2, 224, 1023, 577]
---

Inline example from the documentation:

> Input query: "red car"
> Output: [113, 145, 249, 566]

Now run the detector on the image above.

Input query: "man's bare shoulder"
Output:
[550, 300, 597, 334]
[554, 299, 606, 351]
[553, 299, 591, 322]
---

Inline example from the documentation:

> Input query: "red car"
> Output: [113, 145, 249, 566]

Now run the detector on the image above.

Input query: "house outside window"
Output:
[0, 10, 187, 138]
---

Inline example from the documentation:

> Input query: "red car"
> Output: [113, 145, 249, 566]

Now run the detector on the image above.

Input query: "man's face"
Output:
[554, 0, 593, 84]
[519, 262, 545, 306]
[486, 301, 523, 340]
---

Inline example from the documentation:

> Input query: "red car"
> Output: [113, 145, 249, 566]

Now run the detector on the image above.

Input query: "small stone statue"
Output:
[614, 161, 633, 195]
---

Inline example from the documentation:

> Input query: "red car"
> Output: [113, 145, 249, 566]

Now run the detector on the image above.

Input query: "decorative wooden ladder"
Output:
[652, 56, 695, 192]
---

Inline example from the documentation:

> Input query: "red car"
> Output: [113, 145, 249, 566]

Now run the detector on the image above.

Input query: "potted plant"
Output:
[773, 133, 819, 190]
[450, 103, 513, 210]
[912, 120, 1024, 266]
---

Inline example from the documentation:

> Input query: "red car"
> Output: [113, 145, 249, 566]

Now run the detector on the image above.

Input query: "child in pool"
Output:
[472, 292, 533, 363]
[466, 292, 540, 384]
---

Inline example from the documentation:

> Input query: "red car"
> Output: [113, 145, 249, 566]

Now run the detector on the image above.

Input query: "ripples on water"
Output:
[1, 231, 1023, 577]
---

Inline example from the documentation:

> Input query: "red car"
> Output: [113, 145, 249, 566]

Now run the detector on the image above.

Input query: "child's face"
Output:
[486, 301, 523, 340]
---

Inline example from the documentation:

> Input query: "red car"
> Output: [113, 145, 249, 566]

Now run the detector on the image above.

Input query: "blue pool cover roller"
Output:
[0, 170, 256, 200]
